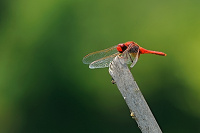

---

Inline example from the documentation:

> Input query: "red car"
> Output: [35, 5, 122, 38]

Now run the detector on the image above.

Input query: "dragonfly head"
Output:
[117, 43, 127, 53]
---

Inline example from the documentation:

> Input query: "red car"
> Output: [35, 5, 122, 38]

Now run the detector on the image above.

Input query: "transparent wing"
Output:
[82, 45, 118, 64]
[89, 53, 119, 69]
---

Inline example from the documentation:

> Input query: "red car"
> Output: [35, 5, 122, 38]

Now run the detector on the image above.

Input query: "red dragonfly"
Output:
[83, 41, 166, 69]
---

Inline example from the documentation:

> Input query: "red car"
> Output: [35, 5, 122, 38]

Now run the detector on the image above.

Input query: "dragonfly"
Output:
[82, 41, 166, 69]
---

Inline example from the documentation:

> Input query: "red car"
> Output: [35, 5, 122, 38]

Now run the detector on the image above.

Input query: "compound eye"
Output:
[117, 45, 123, 53]
[117, 43, 127, 53]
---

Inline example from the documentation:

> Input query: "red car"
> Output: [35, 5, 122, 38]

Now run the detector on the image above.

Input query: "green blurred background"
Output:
[0, 0, 200, 132]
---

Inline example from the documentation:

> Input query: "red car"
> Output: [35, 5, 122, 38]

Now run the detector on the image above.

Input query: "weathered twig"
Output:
[109, 56, 162, 133]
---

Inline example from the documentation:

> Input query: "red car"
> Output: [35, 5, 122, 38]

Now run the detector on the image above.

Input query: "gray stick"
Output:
[109, 56, 162, 133]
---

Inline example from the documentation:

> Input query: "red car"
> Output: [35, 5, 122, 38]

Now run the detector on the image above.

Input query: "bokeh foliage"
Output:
[0, 0, 200, 132]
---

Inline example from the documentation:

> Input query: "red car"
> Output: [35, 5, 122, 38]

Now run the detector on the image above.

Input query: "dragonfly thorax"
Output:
[129, 45, 139, 53]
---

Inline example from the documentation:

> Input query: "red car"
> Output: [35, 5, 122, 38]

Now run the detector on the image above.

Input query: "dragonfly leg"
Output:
[128, 53, 134, 63]
[128, 53, 134, 70]
[130, 52, 139, 68]
[111, 77, 116, 84]
[130, 110, 137, 120]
